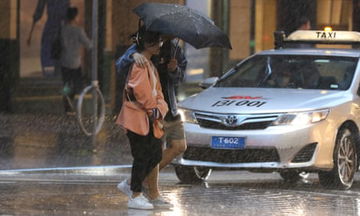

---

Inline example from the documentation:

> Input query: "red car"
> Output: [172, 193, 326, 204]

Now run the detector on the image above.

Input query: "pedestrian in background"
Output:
[60, 7, 92, 115]
[116, 27, 171, 210]
[296, 16, 311, 31]
[287, 16, 312, 48]
[27, 0, 70, 77]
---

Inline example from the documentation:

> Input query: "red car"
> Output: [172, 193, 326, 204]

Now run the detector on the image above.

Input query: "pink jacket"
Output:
[116, 61, 168, 138]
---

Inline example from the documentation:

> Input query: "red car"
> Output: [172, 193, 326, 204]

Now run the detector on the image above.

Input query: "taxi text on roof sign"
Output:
[287, 30, 360, 42]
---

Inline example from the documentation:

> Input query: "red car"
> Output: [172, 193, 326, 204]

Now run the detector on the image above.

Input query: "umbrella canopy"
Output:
[133, 3, 232, 49]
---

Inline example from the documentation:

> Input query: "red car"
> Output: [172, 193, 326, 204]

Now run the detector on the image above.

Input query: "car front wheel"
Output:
[175, 165, 212, 183]
[318, 127, 358, 190]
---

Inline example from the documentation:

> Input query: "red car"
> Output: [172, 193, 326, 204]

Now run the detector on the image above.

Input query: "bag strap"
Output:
[124, 58, 156, 106]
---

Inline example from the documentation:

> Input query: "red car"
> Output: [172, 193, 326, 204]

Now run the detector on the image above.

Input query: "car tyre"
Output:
[318, 127, 358, 190]
[175, 165, 212, 184]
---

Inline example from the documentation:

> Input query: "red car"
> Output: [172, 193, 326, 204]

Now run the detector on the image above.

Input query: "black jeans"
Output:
[127, 125, 162, 193]
[61, 67, 83, 112]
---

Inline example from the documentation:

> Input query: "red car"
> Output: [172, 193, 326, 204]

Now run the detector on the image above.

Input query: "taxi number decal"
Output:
[212, 100, 266, 107]
[316, 31, 336, 39]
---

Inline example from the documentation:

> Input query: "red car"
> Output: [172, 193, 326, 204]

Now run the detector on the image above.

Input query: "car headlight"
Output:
[272, 109, 329, 126]
[178, 108, 197, 124]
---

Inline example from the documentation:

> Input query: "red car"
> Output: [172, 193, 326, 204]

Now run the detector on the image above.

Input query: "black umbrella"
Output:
[133, 3, 232, 49]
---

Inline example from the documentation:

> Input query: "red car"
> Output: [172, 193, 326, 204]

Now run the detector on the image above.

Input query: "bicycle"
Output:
[61, 81, 105, 136]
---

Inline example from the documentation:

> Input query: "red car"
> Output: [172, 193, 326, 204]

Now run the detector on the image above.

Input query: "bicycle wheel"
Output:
[76, 85, 105, 136]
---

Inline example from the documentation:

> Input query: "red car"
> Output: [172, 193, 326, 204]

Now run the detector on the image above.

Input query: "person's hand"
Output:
[167, 58, 177, 72]
[133, 53, 147, 68]
[27, 22, 35, 47]
[148, 108, 160, 122]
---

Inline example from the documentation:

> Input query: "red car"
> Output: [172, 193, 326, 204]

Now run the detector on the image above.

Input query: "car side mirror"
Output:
[199, 77, 219, 89]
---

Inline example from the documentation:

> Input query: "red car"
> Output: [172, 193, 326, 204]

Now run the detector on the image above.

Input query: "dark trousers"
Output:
[127, 126, 162, 193]
[61, 67, 83, 112]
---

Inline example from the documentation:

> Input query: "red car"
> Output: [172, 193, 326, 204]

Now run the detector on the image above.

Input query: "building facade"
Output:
[0, 0, 359, 113]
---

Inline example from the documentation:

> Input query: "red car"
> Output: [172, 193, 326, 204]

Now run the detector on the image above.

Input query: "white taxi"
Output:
[174, 28, 360, 189]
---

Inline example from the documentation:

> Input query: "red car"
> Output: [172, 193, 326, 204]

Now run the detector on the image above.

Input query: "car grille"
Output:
[194, 112, 279, 130]
[291, 143, 317, 163]
[183, 146, 280, 163]
[197, 119, 273, 130]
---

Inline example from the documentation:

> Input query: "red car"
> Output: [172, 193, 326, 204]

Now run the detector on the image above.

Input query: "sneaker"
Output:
[117, 179, 132, 197]
[150, 196, 174, 209]
[128, 194, 154, 210]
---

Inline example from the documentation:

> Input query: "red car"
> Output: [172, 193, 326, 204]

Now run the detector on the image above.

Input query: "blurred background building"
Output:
[0, 0, 359, 113]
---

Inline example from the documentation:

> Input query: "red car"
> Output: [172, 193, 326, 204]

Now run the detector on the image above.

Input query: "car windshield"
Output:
[215, 55, 358, 90]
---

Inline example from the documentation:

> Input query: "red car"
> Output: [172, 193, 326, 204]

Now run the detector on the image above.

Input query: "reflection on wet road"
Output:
[2, 114, 360, 215]
[1, 171, 360, 216]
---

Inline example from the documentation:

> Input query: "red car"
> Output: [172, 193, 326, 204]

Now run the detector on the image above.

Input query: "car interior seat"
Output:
[338, 65, 355, 90]
[302, 63, 320, 89]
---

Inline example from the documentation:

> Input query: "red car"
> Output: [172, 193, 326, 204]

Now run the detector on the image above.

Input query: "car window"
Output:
[216, 55, 358, 90]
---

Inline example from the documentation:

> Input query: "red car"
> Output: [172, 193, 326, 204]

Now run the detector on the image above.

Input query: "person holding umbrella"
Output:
[116, 27, 170, 210]
[116, 2, 232, 208]
[153, 34, 188, 171]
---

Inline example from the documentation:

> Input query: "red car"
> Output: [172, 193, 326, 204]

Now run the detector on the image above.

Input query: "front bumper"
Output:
[173, 121, 335, 171]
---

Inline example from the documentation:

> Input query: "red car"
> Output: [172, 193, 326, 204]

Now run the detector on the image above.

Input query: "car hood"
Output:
[179, 87, 350, 114]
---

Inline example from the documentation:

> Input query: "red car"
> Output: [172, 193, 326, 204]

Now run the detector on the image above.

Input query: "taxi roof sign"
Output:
[274, 30, 360, 49]
[287, 30, 360, 42]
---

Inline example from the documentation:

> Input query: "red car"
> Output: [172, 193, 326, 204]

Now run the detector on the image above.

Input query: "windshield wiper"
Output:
[215, 67, 237, 86]
[257, 57, 272, 86]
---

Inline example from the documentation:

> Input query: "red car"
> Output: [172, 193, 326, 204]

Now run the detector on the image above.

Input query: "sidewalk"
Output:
[0, 111, 176, 183]
[0, 80, 203, 175]
[0, 112, 133, 171]
[0, 165, 131, 182]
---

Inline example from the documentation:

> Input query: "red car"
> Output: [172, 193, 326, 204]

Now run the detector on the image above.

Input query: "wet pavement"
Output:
[0, 83, 201, 170]
[2, 96, 360, 215]
[1, 170, 360, 215]
[0, 113, 133, 170]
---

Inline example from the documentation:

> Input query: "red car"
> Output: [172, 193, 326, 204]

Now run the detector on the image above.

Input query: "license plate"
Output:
[211, 136, 245, 149]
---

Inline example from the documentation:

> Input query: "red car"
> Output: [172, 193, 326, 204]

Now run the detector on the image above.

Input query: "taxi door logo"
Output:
[212, 95, 267, 107]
